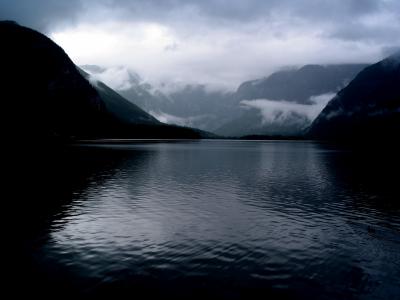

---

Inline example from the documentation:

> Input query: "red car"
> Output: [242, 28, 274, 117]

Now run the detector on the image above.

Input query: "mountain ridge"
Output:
[1, 20, 211, 142]
[235, 64, 368, 104]
[307, 54, 400, 141]
[81, 63, 368, 136]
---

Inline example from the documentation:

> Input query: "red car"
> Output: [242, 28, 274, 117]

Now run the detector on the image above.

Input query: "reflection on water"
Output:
[7, 141, 400, 299]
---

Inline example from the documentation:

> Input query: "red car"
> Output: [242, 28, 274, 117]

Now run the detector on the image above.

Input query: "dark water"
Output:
[7, 141, 400, 299]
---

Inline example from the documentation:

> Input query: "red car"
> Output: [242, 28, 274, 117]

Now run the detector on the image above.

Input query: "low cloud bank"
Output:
[241, 92, 335, 124]
[150, 110, 211, 128]
[83, 65, 141, 90]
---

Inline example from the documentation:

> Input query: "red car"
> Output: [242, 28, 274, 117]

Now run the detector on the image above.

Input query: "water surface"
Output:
[10, 140, 400, 299]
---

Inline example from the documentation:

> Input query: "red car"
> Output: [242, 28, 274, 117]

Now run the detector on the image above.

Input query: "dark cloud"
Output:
[0, 0, 82, 32]
[1, 0, 397, 35]
[329, 24, 400, 43]
[86, 0, 392, 37]
[104, 0, 382, 23]
[381, 45, 400, 57]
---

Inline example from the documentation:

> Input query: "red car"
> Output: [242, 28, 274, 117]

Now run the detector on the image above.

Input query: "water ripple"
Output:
[26, 141, 400, 298]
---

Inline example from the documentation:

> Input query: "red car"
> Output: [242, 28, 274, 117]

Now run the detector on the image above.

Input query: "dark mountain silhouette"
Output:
[308, 54, 400, 141]
[0, 21, 209, 143]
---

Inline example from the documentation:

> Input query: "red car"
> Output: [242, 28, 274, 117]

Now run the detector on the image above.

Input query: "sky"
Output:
[1, 0, 400, 90]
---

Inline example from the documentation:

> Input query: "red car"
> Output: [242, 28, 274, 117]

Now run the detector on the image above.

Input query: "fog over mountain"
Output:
[215, 64, 368, 136]
[81, 64, 236, 132]
[81, 64, 367, 136]
[216, 93, 335, 137]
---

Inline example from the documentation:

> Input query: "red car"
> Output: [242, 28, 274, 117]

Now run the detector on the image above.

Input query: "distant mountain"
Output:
[235, 64, 368, 104]
[81, 64, 236, 132]
[84, 64, 366, 136]
[308, 54, 400, 141]
[1, 21, 209, 142]
[126, 84, 236, 132]
[214, 64, 368, 137]
[158, 85, 236, 131]
[215, 108, 311, 137]
[81, 65, 173, 114]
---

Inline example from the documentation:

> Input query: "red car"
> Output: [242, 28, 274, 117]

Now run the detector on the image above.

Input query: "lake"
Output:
[7, 140, 400, 299]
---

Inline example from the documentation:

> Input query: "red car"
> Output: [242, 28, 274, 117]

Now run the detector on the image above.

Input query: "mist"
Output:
[86, 66, 142, 91]
[241, 93, 336, 124]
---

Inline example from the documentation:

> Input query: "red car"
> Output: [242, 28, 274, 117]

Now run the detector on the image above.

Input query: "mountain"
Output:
[235, 64, 368, 104]
[307, 54, 400, 141]
[1, 21, 208, 142]
[80, 65, 236, 132]
[215, 108, 311, 137]
[84, 64, 366, 137]
[155, 84, 236, 131]
[122, 83, 236, 132]
[81, 65, 173, 114]
[214, 64, 368, 137]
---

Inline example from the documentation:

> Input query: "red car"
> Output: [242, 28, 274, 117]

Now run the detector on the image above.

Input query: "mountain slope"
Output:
[83, 64, 366, 137]
[1, 21, 207, 142]
[80, 65, 173, 115]
[215, 108, 311, 137]
[155, 85, 236, 131]
[235, 64, 368, 104]
[214, 65, 367, 137]
[308, 55, 400, 141]
[78, 68, 158, 124]
[80, 64, 237, 133]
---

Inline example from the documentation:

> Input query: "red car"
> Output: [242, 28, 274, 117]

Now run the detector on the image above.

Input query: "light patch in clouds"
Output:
[149, 110, 210, 128]
[84, 66, 140, 90]
[51, 21, 381, 90]
[149, 111, 187, 126]
[241, 92, 335, 124]
[51, 21, 176, 69]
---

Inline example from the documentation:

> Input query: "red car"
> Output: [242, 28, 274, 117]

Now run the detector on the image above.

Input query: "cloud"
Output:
[1, 0, 394, 33]
[149, 110, 211, 128]
[50, 20, 382, 90]
[0, 0, 82, 31]
[149, 111, 188, 127]
[381, 46, 400, 57]
[241, 92, 335, 124]
[1, 1, 400, 88]
[83, 65, 141, 90]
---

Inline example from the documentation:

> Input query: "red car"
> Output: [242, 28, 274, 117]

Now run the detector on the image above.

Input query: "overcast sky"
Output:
[1, 0, 400, 90]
